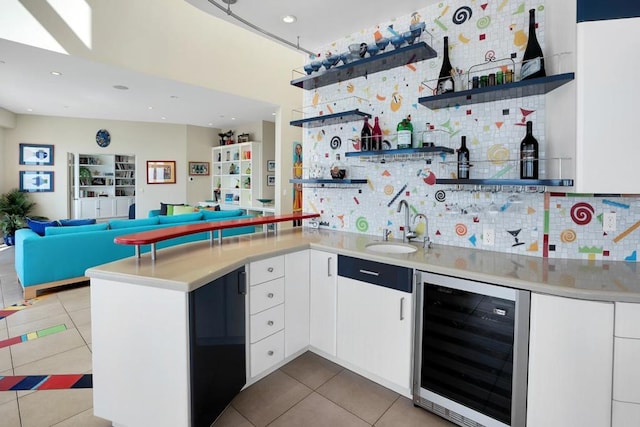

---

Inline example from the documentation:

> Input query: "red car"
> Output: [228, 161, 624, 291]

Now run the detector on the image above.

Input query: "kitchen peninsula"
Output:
[88, 228, 640, 427]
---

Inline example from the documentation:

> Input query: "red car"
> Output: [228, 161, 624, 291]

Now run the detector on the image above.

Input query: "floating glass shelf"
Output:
[289, 178, 368, 187]
[435, 178, 574, 187]
[419, 73, 575, 109]
[345, 146, 454, 161]
[290, 109, 372, 127]
[291, 42, 437, 90]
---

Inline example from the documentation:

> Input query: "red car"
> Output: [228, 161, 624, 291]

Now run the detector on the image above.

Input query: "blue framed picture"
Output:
[19, 171, 54, 192]
[19, 143, 54, 165]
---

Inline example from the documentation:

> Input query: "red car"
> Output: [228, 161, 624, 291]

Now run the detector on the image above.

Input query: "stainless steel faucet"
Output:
[397, 200, 417, 242]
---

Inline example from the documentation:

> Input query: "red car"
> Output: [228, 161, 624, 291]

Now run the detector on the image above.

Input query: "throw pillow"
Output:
[26, 218, 60, 236]
[158, 212, 203, 224]
[109, 217, 160, 229]
[160, 202, 184, 216]
[172, 205, 197, 215]
[45, 223, 109, 236]
[59, 218, 96, 227]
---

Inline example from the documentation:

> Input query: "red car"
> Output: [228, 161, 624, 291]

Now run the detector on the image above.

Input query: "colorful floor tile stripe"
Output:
[0, 374, 92, 391]
[0, 297, 43, 320]
[0, 324, 67, 350]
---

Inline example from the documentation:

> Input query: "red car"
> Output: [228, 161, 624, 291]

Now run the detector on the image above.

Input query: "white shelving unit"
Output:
[72, 153, 136, 219]
[212, 142, 262, 209]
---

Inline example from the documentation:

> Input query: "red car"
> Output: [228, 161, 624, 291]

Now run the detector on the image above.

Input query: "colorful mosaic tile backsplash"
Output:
[299, 1, 640, 262]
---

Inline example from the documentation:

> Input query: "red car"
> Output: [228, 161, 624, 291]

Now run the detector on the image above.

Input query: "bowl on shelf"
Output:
[375, 37, 390, 51]
[256, 198, 273, 206]
[303, 63, 315, 75]
[410, 21, 426, 39]
[403, 31, 417, 45]
[310, 59, 323, 72]
[367, 44, 380, 56]
[391, 34, 405, 49]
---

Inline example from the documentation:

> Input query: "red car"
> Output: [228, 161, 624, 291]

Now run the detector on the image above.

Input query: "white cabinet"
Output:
[284, 250, 310, 357]
[212, 142, 262, 208]
[72, 153, 136, 219]
[612, 302, 640, 427]
[527, 294, 614, 427]
[309, 250, 337, 357]
[248, 255, 286, 379]
[336, 275, 412, 393]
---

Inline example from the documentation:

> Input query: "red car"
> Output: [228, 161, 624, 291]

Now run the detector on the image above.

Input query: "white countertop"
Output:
[86, 228, 640, 302]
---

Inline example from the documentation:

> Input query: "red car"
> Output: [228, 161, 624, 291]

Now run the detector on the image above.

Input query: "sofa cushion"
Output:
[172, 205, 197, 215]
[59, 218, 96, 227]
[109, 217, 160, 229]
[160, 202, 184, 216]
[202, 209, 245, 220]
[26, 218, 60, 236]
[45, 223, 109, 236]
[158, 212, 203, 224]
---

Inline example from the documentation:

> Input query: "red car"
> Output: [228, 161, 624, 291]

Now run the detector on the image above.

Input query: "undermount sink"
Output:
[365, 242, 418, 254]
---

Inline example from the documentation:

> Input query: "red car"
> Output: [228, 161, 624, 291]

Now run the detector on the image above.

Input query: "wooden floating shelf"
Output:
[291, 42, 437, 90]
[419, 73, 575, 109]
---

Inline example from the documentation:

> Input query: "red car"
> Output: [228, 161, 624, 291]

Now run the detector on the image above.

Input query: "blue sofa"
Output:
[14, 209, 255, 298]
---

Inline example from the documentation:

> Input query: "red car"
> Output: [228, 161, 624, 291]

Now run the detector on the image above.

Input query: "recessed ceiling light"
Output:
[27, 108, 33, 112]
[148, 106, 153, 110]
[161, 117, 167, 120]
[272, 112, 276, 116]
[50, 71, 62, 76]
[231, 117, 236, 120]
[113, 85, 129, 90]
[208, 123, 214, 126]
[282, 15, 297, 24]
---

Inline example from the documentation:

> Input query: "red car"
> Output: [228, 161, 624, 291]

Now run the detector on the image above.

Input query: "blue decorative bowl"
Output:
[367, 44, 380, 56]
[322, 54, 340, 70]
[391, 34, 405, 49]
[340, 52, 352, 65]
[310, 60, 323, 72]
[403, 31, 417, 45]
[376, 37, 390, 51]
[410, 21, 426, 39]
[303, 63, 314, 75]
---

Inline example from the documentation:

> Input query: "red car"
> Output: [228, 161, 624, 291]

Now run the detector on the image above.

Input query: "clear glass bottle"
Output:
[330, 154, 347, 179]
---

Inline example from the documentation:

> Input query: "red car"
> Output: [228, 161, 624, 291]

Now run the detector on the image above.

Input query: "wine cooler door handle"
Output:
[359, 269, 380, 276]
[400, 297, 405, 320]
[238, 270, 247, 295]
[327, 257, 332, 277]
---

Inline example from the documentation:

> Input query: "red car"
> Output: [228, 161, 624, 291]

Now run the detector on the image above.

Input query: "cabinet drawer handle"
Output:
[359, 269, 380, 276]
[267, 267, 274, 272]
[267, 292, 274, 298]
[400, 297, 405, 321]
[267, 350, 274, 356]
[267, 320, 274, 326]
[327, 257, 332, 277]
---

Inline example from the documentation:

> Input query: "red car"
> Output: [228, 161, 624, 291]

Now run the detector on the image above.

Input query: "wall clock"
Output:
[96, 129, 111, 148]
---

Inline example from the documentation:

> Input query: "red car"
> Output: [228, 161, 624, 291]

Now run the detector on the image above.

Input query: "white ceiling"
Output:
[0, 0, 435, 129]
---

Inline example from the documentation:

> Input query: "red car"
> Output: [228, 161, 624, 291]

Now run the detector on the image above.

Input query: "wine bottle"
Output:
[372, 116, 383, 151]
[520, 8, 546, 81]
[457, 136, 470, 179]
[437, 36, 455, 94]
[520, 121, 539, 179]
[361, 116, 372, 151]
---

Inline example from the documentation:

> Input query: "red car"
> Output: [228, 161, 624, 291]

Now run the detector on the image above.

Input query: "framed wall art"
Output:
[19, 171, 54, 192]
[147, 160, 176, 184]
[189, 161, 210, 176]
[267, 175, 275, 186]
[19, 143, 54, 166]
[267, 160, 276, 172]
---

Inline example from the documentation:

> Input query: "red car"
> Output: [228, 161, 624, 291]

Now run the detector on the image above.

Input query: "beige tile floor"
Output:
[0, 244, 454, 427]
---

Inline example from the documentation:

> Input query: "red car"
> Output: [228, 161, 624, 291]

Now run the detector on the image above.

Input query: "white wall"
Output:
[186, 124, 219, 205]
[3, 115, 208, 219]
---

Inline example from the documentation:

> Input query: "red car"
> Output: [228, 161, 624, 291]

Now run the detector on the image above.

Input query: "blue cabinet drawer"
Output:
[337, 255, 413, 293]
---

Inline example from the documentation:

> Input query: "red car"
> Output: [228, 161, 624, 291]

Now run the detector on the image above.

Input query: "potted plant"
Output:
[0, 188, 36, 246]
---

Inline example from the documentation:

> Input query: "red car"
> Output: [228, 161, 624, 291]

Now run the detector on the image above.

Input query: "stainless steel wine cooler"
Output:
[413, 272, 530, 427]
